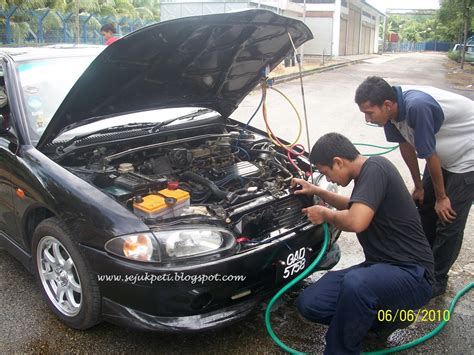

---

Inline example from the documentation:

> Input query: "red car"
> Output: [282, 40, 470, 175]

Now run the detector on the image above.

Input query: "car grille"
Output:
[239, 195, 308, 237]
[263, 196, 307, 232]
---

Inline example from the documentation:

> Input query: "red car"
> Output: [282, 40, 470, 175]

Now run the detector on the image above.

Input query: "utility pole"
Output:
[460, 0, 469, 69]
[75, 0, 80, 44]
[301, 0, 306, 66]
[382, 15, 387, 55]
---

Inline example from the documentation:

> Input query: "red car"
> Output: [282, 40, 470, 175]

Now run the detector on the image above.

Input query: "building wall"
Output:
[161, 1, 249, 21]
[304, 15, 333, 55]
[339, 17, 347, 55]
[159, 0, 384, 57]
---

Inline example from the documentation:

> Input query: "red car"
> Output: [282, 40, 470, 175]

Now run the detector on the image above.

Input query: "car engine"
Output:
[62, 126, 319, 240]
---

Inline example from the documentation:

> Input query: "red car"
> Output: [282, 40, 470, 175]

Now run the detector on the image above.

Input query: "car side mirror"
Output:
[0, 114, 18, 151]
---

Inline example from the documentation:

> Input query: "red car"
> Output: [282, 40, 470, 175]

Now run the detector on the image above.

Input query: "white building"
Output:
[160, 0, 385, 57]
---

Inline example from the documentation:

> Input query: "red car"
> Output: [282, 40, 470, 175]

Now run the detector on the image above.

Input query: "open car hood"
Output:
[37, 10, 312, 148]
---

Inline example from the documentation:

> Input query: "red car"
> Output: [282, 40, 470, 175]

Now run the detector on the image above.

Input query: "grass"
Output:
[444, 56, 474, 90]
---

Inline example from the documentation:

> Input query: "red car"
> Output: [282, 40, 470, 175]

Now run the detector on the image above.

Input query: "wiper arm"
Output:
[57, 108, 214, 150]
[150, 108, 214, 133]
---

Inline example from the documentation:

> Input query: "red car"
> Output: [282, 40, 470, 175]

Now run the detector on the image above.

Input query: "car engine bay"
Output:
[57, 123, 319, 240]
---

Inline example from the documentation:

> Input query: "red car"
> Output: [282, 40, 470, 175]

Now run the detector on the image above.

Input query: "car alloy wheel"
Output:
[32, 218, 101, 329]
[36, 235, 82, 317]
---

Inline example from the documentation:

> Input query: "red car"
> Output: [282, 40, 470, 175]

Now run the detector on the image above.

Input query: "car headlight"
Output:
[105, 233, 160, 262]
[153, 226, 237, 262]
[312, 172, 338, 205]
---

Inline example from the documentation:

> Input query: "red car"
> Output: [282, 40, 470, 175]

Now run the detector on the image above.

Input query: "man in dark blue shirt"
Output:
[355, 76, 473, 297]
[292, 133, 433, 355]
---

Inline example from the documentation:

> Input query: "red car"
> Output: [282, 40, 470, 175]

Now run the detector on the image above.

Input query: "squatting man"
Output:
[291, 133, 434, 355]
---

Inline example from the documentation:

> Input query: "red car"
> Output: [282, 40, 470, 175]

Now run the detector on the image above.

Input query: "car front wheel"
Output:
[32, 218, 101, 329]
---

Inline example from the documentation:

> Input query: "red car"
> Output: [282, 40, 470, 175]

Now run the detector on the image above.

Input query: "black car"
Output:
[0, 10, 340, 331]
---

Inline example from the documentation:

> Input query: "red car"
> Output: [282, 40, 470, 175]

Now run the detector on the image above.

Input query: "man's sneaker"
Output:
[431, 282, 447, 298]
[366, 318, 414, 341]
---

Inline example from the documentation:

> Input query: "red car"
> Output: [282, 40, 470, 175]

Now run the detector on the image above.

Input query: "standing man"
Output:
[100, 23, 120, 45]
[293, 133, 433, 355]
[355, 76, 473, 297]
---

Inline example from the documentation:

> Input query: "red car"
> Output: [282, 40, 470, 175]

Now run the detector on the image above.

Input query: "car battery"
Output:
[133, 188, 190, 219]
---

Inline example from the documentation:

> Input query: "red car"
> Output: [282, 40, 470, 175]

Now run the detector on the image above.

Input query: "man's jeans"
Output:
[297, 262, 432, 354]
[419, 168, 474, 285]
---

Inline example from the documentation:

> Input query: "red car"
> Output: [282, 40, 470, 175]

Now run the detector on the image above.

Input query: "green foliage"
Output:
[437, 0, 473, 43]
[384, 14, 451, 43]
[448, 50, 460, 61]
[382, 1, 472, 44]
[448, 49, 474, 62]
[0, 0, 160, 43]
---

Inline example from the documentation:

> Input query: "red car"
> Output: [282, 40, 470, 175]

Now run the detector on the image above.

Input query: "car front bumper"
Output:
[82, 224, 341, 331]
[101, 295, 258, 332]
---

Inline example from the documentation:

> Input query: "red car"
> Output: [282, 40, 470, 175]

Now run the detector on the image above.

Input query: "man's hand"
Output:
[435, 196, 457, 224]
[412, 187, 424, 206]
[291, 178, 319, 196]
[302, 205, 328, 225]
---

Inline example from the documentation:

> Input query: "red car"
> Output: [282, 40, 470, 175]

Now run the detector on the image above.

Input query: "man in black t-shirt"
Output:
[292, 133, 433, 355]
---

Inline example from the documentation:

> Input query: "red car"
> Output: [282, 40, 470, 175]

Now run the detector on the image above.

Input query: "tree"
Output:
[0, 0, 160, 44]
[438, 0, 473, 42]
[438, 0, 472, 68]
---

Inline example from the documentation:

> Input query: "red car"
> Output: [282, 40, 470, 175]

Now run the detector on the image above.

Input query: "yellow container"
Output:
[133, 189, 190, 219]
[159, 188, 190, 204]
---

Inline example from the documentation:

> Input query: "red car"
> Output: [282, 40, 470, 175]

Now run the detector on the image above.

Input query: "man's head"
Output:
[355, 76, 397, 126]
[310, 133, 361, 187]
[100, 23, 116, 40]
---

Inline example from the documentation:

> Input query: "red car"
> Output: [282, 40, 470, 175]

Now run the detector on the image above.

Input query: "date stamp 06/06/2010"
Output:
[377, 309, 451, 323]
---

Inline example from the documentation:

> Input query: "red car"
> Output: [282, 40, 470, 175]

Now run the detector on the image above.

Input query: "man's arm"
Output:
[398, 141, 424, 204]
[291, 178, 349, 210]
[302, 202, 374, 233]
[425, 153, 457, 223]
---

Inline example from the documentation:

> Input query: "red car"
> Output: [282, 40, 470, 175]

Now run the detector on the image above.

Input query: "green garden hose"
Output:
[363, 281, 474, 354]
[264, 222, 330, 354]
[264, 223, 473, 354]
[263, 120, 471, 352]
[353, 143, 399, 156]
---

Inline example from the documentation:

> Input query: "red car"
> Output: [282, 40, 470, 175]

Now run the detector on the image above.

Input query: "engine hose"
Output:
[261, 85, 306, 174]
[265, 223, 474, 354]
[262, 85, 303, 149]
[181, 172, 231, 201]
[265, 223, 330, 355]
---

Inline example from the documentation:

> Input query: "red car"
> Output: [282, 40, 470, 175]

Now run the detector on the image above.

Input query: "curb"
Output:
[272, 57, 375, 85]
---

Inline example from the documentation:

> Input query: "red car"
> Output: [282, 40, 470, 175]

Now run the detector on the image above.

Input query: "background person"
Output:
[100, 23, 120, 45]
[293, 132, 433, 355]
[355, 76, 474, 297]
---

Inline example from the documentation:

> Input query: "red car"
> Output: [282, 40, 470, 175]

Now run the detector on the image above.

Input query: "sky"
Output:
[366, 0, 440, 13]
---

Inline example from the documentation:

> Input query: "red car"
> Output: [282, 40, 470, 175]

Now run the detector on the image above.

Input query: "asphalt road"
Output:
[1, 52, 472, 354]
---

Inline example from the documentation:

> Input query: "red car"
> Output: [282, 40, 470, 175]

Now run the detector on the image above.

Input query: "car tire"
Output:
[32, 217, 101, 329]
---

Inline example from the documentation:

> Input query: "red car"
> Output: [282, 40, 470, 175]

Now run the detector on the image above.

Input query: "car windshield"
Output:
[16, 56, 96, 143]
[16, 56, 221, 145]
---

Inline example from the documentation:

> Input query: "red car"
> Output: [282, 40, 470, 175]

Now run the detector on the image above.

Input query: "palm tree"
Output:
[0, 0, 160, 44]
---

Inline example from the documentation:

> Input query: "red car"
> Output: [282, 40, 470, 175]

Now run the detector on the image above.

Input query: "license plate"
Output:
[276, 247, 311, 281]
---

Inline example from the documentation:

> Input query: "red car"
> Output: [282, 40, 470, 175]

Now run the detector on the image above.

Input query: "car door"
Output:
[0, 62, 20, 245]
